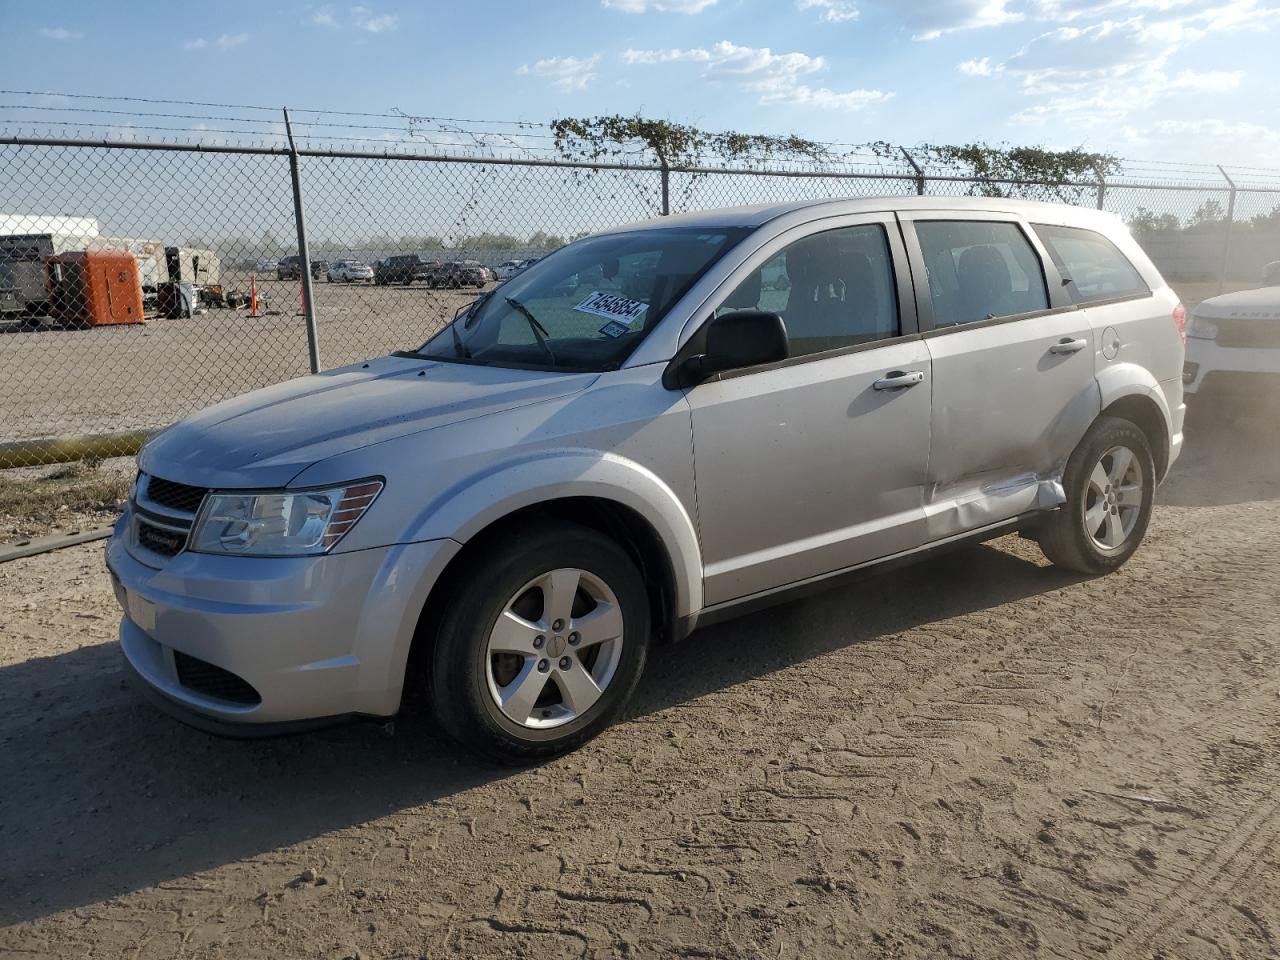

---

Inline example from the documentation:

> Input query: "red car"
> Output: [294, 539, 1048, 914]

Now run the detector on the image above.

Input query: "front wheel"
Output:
[428, 523, 650, 761]
[1037, 415, 1155, 575]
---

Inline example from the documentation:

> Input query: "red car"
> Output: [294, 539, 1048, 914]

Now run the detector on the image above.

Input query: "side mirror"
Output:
[677, 310, 788, 387]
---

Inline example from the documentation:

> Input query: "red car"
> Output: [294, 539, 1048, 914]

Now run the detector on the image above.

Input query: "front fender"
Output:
[405, 450, 704, 618]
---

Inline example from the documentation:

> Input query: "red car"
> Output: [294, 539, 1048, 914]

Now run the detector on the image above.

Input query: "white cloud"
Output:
[956, 0, 1277, 128]
[183, 34, 248, 51]
[797, 0, 861, 22]
[759, 81, 892, 109]
[623, 40, 890, 111]
[1150, 118, 1280, 144]
[352, 5, 399, 32]
[602, 0, 718, 11]
[312, 5, 339, 27]
[897, 0, 1022, 40]
[621, 47, 714, 64]
[38, 26, 84, 40]
[958, 55, 997, 75]
[1167, 68, 1243, 91]
[516, 55, 602, 92]
[624, 40, 826, 76]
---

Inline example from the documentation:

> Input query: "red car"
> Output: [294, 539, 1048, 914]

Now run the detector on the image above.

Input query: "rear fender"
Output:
[1095, 362, 1173, 436]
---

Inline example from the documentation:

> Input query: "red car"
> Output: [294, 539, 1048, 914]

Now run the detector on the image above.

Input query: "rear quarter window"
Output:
[1032, 223, 1149, 304]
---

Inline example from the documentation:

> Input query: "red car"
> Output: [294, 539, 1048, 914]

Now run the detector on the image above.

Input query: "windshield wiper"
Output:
[447, 291, 492, 359]
[449, 316, 471, 358]
[505, 295, 556, 364]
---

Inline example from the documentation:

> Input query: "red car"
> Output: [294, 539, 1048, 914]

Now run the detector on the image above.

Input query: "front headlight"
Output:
[190, 479, 382, 556]
[1187, 314, 1219, 340]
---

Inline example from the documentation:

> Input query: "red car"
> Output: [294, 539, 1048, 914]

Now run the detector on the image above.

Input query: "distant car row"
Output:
[261, 254, 519, 288]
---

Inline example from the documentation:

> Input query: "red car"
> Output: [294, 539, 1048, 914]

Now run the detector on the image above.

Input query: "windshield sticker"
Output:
[573, 290, 648, 325]
[597, 319, 631, 339]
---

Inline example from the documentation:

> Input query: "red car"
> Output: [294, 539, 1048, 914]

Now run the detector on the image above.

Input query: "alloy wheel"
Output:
[1083, 444, 1145, 552]
[484, 568, 624, 729]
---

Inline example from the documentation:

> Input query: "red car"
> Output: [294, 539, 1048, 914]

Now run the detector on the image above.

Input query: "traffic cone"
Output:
[249, 274, 259, 317]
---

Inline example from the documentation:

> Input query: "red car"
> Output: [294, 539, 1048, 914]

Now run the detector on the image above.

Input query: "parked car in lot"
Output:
[253, 257, 279, 274]
[277, 256, 325, 281]
[1183, 260, 1280, 415]
[108, 197, 1184, 760]
[327, 259, 375, 283]
[495, 259, 525, 280]
[436, 260, 488, 289]
[375, 254, 440, 286]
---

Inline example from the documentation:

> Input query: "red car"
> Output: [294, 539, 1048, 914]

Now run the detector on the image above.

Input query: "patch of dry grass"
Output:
[0, 460, 131, 539]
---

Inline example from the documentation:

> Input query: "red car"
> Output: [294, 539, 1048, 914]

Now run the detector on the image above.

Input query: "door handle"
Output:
[873, 370, 925, 391]
[1049, 337, 1089, 355]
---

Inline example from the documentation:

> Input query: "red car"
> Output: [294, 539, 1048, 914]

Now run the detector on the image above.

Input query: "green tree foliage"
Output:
[1126, 207, 1182, 235]
[871, 141, 1121, 203]
[551, 114, 830, 169]
[527, 231, 566, 249]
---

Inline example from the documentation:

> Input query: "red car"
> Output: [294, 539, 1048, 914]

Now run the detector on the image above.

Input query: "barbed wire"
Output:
[2, 88, 1279, 185]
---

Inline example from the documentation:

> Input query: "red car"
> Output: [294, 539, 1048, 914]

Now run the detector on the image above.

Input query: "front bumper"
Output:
[106, 520, 460, 730]
[1184, 339, 1280, 399]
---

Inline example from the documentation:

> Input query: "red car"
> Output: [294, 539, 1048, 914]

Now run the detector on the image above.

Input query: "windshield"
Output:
[411, 227, 746, 372]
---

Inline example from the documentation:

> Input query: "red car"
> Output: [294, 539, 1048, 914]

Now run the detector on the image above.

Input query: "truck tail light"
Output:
[1172, 303, 1187, 345]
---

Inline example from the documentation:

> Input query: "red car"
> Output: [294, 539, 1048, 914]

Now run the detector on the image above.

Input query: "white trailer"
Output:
[0, 214, 99, 237]
[0, 233, 165, 313]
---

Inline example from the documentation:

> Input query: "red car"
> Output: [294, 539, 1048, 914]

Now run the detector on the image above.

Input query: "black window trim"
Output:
[896, 211, 1072, 336]
[665, 214, 918, 388]
[1030, 221, 1152, 306]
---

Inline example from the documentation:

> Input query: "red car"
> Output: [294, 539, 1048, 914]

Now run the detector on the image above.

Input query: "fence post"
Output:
[900, 147, 925, 195]
[659, 158, 670, 216]
[1095, 173, 1107, 211]
[283, 107, 321, 374]
[1216, 165, 1237, 296]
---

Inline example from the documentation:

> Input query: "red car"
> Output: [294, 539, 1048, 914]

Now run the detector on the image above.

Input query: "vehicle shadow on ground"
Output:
[1159, 409, 1280, 508]
[0, 539, 1079, 925]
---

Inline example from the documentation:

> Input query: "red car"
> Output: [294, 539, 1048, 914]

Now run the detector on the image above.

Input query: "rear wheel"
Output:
[428, 523, 650, 761]
[1037, 415, 1155, 575]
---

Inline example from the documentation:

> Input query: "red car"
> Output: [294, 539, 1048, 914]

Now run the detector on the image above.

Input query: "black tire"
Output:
[428, 522, 651, 761]
[1037, 415, 1156, 575]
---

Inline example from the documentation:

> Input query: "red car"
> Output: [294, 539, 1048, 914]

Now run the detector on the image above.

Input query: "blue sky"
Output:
[5, 0, 1280, 166]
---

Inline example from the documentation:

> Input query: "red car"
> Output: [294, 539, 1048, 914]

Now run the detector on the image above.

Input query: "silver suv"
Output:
[107, 197, 1186, 759]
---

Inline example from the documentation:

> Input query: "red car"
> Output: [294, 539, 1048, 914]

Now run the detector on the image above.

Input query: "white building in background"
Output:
[0, 214, 100, 237]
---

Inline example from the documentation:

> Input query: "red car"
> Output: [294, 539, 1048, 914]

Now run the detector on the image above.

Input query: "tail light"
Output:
[1172, 303, 1187, 345]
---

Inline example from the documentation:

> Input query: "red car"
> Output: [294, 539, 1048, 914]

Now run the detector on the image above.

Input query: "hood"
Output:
[1193, 286, 1280, 321]
[140, 355, 597, 488]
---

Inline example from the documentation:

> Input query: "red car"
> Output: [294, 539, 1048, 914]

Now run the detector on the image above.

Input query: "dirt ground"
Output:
[0, 274, 475, 446]
[1, 407, 1279, 959]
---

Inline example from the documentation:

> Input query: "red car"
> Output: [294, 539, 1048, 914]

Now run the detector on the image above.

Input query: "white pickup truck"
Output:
[1184, 261, 1280, 413]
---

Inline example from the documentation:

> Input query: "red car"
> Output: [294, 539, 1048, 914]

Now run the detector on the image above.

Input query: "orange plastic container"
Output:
[45, 250, 145, 326]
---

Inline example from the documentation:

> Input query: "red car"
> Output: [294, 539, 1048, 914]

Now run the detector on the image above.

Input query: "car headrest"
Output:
[956, 244, 1012, 297]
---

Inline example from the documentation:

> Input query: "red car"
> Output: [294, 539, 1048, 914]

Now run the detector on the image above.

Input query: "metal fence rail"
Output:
[2, 133, 1278, 470]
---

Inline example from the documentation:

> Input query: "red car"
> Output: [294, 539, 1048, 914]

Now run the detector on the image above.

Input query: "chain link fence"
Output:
[2, 134, 1279, 471]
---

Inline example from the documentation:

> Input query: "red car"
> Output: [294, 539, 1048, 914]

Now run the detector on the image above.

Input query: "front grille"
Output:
[137, 519, 187, 557]
[145, 475, 208, 514]
[1217, 319, 1280, 349]
[173, 651, 261, 705]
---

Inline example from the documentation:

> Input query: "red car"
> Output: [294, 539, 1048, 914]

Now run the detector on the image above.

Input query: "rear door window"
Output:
[1032, 223, 1149, 304]
[914, 221, 1049, 328]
